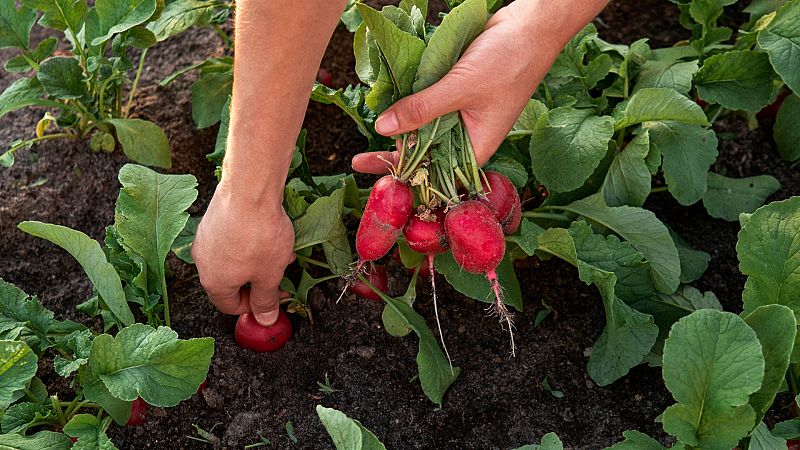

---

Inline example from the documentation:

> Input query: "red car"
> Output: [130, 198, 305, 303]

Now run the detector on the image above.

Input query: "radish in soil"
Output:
[235, 309, 293, 352]
[480, 171, 521, 234]
[317, 68, 334, 87]
[348, 265, 388, 301]
[127, 398, 148, 426]
[445, 200, 515, 355]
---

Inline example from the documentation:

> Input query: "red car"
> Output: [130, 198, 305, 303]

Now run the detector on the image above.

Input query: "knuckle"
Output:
[404, 97, 430, 125]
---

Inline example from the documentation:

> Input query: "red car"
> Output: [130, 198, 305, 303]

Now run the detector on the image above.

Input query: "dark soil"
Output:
[1, 1, 797, 449]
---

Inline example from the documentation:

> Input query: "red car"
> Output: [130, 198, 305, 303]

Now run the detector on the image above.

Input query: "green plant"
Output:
[0, 0, 202, 168]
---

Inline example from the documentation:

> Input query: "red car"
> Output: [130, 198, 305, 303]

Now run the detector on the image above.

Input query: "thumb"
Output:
[247, 281, 281, 326]
[375, 75, 463, 137]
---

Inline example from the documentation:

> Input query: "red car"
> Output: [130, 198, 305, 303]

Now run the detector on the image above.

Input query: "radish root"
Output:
[486, 269, 516, 357]
[429, 254, 454, 373]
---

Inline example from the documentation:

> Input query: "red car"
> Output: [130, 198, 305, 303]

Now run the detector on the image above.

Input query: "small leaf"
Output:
[434, 252, 523, 311]
[292, 188, 352, 274]
[606, 430, 667, 450]
[147, 0, 218, 42]
[0, 0, 36, 49]
[316, 405, 386, 450]
[614, 88, 709, 130]
[37, 56, 86, 99]
[1, 402, 52, 434]
[702, 172, 781, 221]
[63, 414, 116, 449]
[171, 215, 200, 264]
[91, 0, 158, 46]
[106, 119, 171, 168]
[633, 60, 699, 95]
[191, 72, 233, 128]
[0, 77, 53, 119]
[748, 421, 788, 450]
[0, 340, 38, 410]
[21, 0, 87, 32]
[0, 430, 72, 449]
[602, 131, 652, 207]
[511, 432, 564, 450]
[483, 156, 528, 188]
[695, 50, 776, 111]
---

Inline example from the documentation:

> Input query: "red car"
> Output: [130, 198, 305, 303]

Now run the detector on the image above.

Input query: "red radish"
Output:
[757, 90, 790, 119]
[480, 171, 521, 234]
[445, 200, 515, 355]
[789, 440, 800, 450]
[317, 68, 334, 87]
[196, 378, 208, 395]
[348, 265, 388, 301]
[694, 94, 707, 109]
[126, 397, 147, 426]
[235, 309, 293, 353]
[355, 175, 414, 263]
[70, 437, 78, 443]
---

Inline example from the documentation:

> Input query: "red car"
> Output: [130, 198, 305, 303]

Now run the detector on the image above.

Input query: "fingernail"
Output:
[255, 310, 279, 326]
[376, 111, 399, 135]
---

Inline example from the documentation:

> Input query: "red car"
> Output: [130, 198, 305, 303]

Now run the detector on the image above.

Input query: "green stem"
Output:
[521, 212, 573, 222]
[396, 134, 408, 175]
[161, 275, 170, 328]
[97, 76, 119, 120]
[124, 49, 148, 117]
[464, 126, 483, 195]
[400, 117, 440, 181]
[296, 254, 330, 270]
[505, 130, 533, 138]
[51, 396, 67, 426]
[20, 51, 40, 71]
[650, 186, 669, 193]
[212, 24, 233, 47]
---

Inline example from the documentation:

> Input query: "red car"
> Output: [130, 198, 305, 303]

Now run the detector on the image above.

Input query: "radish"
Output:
[347, 265, 388, 301]
[355, 175, 414, 263]
[317, 68, 334, 87]
[445, 200, 515, 355]
[235, 309, 293, 352]
[196, 378, 208, 395]
[480, 171, 521, 234]
[757, 90, 789, 120]
[126, 397, 147, 426]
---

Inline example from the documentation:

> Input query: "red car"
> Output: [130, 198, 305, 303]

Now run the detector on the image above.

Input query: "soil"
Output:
[1, 1, 797, 449]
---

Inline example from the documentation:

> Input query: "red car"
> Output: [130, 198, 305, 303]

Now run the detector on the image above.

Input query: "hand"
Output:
[351, 1, 581, 174]
[191, 182, 296, 326]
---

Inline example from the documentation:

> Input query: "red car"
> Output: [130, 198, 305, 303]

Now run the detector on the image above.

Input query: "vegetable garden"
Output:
[1, 0, 799, 448]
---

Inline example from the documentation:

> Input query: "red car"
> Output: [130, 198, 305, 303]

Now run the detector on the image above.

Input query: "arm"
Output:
[192, 0, 347, 325]
[352, 0, 609, 173]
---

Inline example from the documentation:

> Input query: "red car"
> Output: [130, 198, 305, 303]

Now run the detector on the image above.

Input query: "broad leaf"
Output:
[0, 77, 56, 119]
[0, 0, 36, 49]
[695, 50, 775, 111]
[748, 421, 788, 450]
[530, 107, 615, 192]
[292, 188, 352, 274]
[0, 340, 37, 410]
[0, 430, 72, 449]
[602, 131, 652, 207]
[645, 121, 718, 206]
[614, 88, 709, 130]
[758, 0, 800, 93]
[413, 0, 486, 92]
[83, 323, 213, 407]
[18, 221, 134, 327]
[483, 156, 528, 188]
[310, 83, 377, 151]
[63, 414, 116, 450]
[4, 36, 57, 72]
[774, 94, 800, 162]
[606, 430, 667, 449]
[508, 98, 547, 138]
[91, 0, 158, 46]
[106, 119, 171, 168]
[662, 310, 764, 450]
[316, 406, 386, 450]
[38, 56, 86, 99]
[192, 72, 232, 128]
[22, 0, 87, 32]
[114, 164, 198, 296]
[1, 401, 52, 433]
[171, 215, 200, 264]
[702, 173, 780, 221]
[631, 285, 722, 344]
[434, 252, 523, 311]
[670, 229, 710, 284]
[738, 196, 800, 319]
[633, 60, 699, 95]
[147, 0, 218, 42]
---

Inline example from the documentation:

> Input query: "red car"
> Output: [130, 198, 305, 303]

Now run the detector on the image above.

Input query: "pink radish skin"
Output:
[480, 171, 521, 235]
[403, 209, 448, 255]
[126, 398, 147, 426]
[445, 200, 516, 355]
[348, 265, 388, 301]
[356, 175, 414, 262]
[235, 310, 293, 353]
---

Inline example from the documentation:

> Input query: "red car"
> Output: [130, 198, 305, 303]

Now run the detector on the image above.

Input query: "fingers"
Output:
[351, 151, 400, 174]
[374, 74, 463, 137]
[203, 283, 252, 316]
[248, 281, 285, 326]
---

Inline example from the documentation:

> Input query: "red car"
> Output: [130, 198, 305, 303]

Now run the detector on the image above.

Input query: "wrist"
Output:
[507, 0, 608, 53]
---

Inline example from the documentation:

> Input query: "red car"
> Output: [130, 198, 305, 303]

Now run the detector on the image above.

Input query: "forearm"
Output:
[511, 0, 609, 56]
[221, 0, 347, 211]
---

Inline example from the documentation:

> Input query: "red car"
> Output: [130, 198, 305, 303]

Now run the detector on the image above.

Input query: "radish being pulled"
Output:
[480, 171, 521, 234]
[355, 175, 414, 263]
[235, 309, 293, 352]
[445, 200, 515, 355]
[348, 264, 388, 301]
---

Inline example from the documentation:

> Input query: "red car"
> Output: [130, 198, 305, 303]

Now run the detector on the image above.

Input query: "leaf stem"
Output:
[520, 212, 572, 222]
[650, 186, 669, 193]
[296, 254, 330, 270]
[124, 49, 148, 118]
[162, 275, 171, 328]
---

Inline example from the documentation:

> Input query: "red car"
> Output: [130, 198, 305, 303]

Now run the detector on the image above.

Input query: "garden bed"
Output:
[1, 1, 798, 448]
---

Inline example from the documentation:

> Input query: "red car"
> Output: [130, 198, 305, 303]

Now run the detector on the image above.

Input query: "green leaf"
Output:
[512, 432, 564, 450]
[63, 414, 116, 450]
[1, 402, 52, 433]
[209, 95, 230, 173]
[340, 0, 364, 32]
[412, 0, 486, 92]
[316, 406, 386, 450]
[91, 0, 158, 46]
[606, 430, 667, 449]
[171, 215, 199, 264]
[114, 164, 198, 297]
[292, 188, 352, 274]
[773, 419, 800, 439]
[633, 60, 699, 95]
[507, 219, 544, 257]
[758, 0, 800, 93]
[38, 56, 86, 99]
[774, 94, 800, 162]
[17, 221, 134, 327]
[743, 305, 796, 426]
[0, 0, 36, 49]
[383, 295, 460, 405]
[4, 36, 57, 72]
[662, 309, 764, 450]
[536, 223, 658, 385]
[0, 77, 55, 119]
[357, 3, 425, 98]
[310, 83, 377, 151]
[670, 229, 710, 283]
[694, 50, 776, 111]
[147, 0, 218, 42]
[631, 285, 722, 345]
[645, 121, 718, 206]
[0, 340, 37, 410]
[192, 72, 233, 128]
[530, 107, 615, 192]
[83, 323, 213, 407]
[738, 196, 800, 319]
[549, 24, 597, 80]
[602, 131, 652, 207]
[702, 173, 781, 221]
[560, 194, 681, 293]
[749, 421, 788, 450]
[615, 88, 709, 130]
[106, 118, 171, 168]
[434, 252, 523, 311]
[483, 156, 528, 188]
[508, 98, 547, 139]
[22, 0, 87, 32]
[0, 430, 72, 449]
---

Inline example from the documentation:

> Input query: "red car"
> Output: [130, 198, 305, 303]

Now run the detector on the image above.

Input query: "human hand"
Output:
[351, 0, 592, 174]
[191, 182, 296, 326]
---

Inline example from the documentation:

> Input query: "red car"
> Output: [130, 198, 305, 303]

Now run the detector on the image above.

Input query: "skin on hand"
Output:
[193, 0, 347, 326]
[351, 0, 610, 175]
